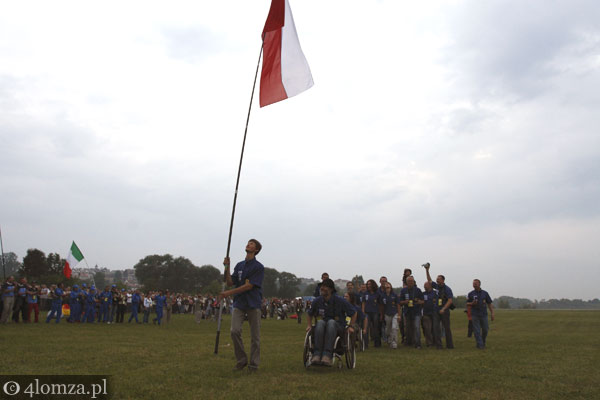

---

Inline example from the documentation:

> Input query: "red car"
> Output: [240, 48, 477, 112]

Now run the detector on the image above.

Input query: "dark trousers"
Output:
[422, 314, 434, 346]
[365, 312, 381, 348]
[12, 297, 27, 322]
[117, 305, 126, 323]
[433, 310, 454, 349]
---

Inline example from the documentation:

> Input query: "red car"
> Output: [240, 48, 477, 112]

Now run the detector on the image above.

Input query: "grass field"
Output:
[1, 310, 599, 400]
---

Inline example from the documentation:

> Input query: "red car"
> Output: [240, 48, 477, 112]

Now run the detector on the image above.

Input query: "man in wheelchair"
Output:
[306, 279, 357, 366]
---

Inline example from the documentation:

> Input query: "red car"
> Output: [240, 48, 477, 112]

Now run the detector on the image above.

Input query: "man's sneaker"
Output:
[310, 355, 321, 365]
[321, 356, 333, 367]
[232, 364, 247, 371]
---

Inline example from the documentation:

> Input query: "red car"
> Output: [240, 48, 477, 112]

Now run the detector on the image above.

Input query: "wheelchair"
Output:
[303, 322, 356, 369]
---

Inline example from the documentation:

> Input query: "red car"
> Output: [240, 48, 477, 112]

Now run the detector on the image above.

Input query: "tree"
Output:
[197, 265, 221, 288]
[453, 295, 467, 309]
[352, 275, 364, 288]
[1, 252, 21, 277]
[278, 271, 300, 298]
[21, 249, 49, 279]
[47, 253, 65, 275]
[94, 271, 106, 289]
[303, 284, 317, 297]
[114, 270, 123, 281]
[498, 298, 511, 309]
[262, 267, 280, 297]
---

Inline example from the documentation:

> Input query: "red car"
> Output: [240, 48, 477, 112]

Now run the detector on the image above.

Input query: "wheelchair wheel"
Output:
[345, 330, 356, 369]
[303, 330, 312, 368]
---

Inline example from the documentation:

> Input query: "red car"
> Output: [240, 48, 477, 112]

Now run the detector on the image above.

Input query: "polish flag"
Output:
[260, 0, 313, 107]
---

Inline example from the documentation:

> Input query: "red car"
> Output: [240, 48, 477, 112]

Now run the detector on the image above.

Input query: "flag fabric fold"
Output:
[260, 0, 313, 107]
[64, 241, 84, 279]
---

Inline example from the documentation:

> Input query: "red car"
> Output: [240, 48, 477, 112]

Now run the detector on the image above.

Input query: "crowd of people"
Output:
[0, 276, 233, 326]
[305, 264, 495, 366]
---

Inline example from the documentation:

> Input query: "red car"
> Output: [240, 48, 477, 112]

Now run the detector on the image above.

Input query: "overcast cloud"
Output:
[1, 0, 599, 300]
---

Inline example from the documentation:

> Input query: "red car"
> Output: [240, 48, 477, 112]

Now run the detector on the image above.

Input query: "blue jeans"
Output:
[472, 315, 489, 348]
[314, 319, 339, 359]
[46, 303, 62, 323]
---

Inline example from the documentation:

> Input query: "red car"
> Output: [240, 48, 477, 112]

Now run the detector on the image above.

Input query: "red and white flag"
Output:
[260, 0, 313, 107]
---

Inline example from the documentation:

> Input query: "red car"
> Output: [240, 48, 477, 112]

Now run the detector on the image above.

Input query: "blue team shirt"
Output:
[86, 291, 97, 304]
[70, 289, 81, 304]
[432, 282, 453, 307]
[308, 295, 356, 325]
[26, 289, 38, 304]
[381, 291, 399, 316]
[155, 295, 166, 308]
[53, 288, 64, 305]
[468, 289, 493, 317]
[100, 291, 112, 305]
[363, 291, 381, 313]
[2, 283, 15, 298]
[400, 286, 424, 317]
[131, 293, 141, 304]
[422, 289, 438, 315]
[231, 258, 264, 310]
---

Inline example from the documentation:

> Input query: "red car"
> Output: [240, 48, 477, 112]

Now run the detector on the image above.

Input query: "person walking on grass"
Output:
[220, 239, 265, 372]
[425, 264, 454, 349]
[467, 279, 495, 349]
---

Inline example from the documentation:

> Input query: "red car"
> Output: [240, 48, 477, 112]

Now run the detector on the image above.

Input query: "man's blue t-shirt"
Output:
[400, 286, 423, 318]
[381, 291, 399, 316]
[155, 295, 167, 308]
[468, 289, 492, 317]
[363, 291, 381, 313]
[432, 282, 453, 307]
[422, 289, 439, 315]
[231, 258, 264, 310]
[53, 288, 64, 305]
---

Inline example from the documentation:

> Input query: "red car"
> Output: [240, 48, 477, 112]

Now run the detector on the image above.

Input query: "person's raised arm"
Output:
[425, 264, 432, 283]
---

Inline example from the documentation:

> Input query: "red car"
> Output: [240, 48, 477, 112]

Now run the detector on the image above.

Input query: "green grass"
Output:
[1, 310, 599, 400]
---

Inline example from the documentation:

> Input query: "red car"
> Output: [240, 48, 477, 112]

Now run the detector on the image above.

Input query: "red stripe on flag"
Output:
[260, 28, 287, 107]
[63, 261, 72, 279]
[262, 0, 285, 35]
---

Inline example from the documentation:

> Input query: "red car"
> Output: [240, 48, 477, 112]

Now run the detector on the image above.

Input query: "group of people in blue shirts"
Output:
[306, 264, 495, 365]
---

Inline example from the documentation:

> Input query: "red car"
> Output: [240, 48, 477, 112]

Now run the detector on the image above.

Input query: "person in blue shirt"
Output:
[83, 286, 98, 323]
[128, 290, 142, 323]
[69, 285, 82, 323]
[46, 283, 65, 323]
[1, 276, 16, 324]
[153, 290, 167, 325]
[467, 279, 495, 349]
[421, 280, 438, 347]
[426, 264, 454, 349]
[307, 279, 356, 366]
[381, 282, 401, 349]
[343, 292, 367, 338]
[98, 286, 112, 323]
[220, 239, 265, 371]
[362, 279, 383, 348]
[377, 276, 388, 343]
[400, 276, 424, 348]
[313, 273, 329, 298]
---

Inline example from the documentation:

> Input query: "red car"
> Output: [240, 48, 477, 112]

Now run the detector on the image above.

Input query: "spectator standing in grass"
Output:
[26, 282, 40, 323]
[153, 290, 166, 325]
[128, 290, 141, 323]
[46, 283, 65, 323]
[13, 277, 29, 323]
[467, 279, 495, 349]
[143, 292, 152, 323]
[1, 276, 16, 324]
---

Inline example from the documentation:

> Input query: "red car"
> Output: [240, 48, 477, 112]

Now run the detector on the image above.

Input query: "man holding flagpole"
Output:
[219, 239, 264, 372]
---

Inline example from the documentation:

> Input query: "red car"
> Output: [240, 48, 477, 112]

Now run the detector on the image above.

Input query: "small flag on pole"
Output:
[260, 0, 313, 107]
[64, 241, 84, 279]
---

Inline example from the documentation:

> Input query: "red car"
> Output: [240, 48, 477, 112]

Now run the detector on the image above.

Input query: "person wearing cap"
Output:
[83, 286, 97, 323]
[220, 239, 265, 371]
[69, 284, 82, 323]
[306, 278, 356, 366]
[46, 283, 65, 323]
[128, 289, 141, 323]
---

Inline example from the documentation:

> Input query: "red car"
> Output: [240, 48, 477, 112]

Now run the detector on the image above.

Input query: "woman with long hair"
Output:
[363, 279, 382, 348]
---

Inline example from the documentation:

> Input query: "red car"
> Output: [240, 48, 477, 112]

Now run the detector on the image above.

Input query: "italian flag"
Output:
[64, 241, 84, 279]
[260, 0, 313, 107]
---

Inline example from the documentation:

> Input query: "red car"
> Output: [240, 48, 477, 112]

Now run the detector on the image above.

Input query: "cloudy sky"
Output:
[1, 0, 599, 300]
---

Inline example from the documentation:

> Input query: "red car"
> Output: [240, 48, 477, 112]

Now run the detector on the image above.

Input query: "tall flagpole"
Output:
[0, 225, 6, 281]
[214, 42, 264, 355]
